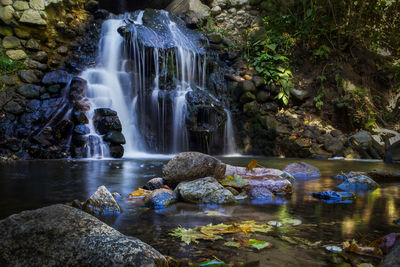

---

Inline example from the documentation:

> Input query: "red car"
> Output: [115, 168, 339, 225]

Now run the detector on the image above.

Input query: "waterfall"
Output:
[224, 109, 237, 155]
[78, 10, 237, 158]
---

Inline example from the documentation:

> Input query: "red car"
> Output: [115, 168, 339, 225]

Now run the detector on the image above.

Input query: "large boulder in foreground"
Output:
[83, 185, 121, 215]
[381, 240, 400, 267]
[283, 162, 320, 179]
[163, 152, 226, 186]
[175, 177, 236, 204]
[0, 204, 168, 266]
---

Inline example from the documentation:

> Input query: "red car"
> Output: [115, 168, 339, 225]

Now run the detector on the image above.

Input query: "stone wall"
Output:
[0, 0, 107, 159]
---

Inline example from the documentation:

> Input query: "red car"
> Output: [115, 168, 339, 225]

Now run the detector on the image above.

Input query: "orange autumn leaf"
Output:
[246, 159, 259, 172]
[128, 188, 151, 198]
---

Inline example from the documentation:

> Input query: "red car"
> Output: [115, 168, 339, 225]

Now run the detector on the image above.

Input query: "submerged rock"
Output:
[337, 174, 379, 191]
[144, 188, 177, 207]
[143, 177, 164, 190]
[283, 162, 320, 179]
[0, 204, 168, 266]
[83, 185, 121, 215]
[225, 165, 295, 183]
[163, 152, 226, 186]
[175, 177, 236, 204]
[246, 176, 292, 195]
[311, 191, 355, 203]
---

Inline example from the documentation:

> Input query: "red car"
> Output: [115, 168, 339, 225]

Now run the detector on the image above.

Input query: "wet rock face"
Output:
[337, 173, 379, 192]
[381, 240, 400, 267]
[0, 204, 168, 266]
[311, 191, 355, 203]
[175, 177, 236, 204]
[246, 176, 292, 195]
[186, 88, 227, 153]
[283, 162, 321, 179]
[83, 185, 121, 215]
[118, 9, 207, 53]
[144, 177, 164, 190]
[144, 188, 177, 207]
[163, 152, 227, 186]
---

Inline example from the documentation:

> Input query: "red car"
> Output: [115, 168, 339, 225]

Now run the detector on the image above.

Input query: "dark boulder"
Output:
[103, 131, 126, 144]
[144, 188, 177, 207]
[4, 101, 24, 114]
[163, 152, 227, 186]
[381, 240, 400, 267]
[17, 84, 41, 98]
[42, 70, 72, 87]
[109, 145, 124, 158]
[311, 191, 355, 203]
[144, 178, 165, 190]
[95, 108, 117, 117]
[337, 173, 379, 191]
[83, 185, 121, 215]
[283, 162, 320, 179]
[175, 177, 236, 204]
[0, 204, 168, 266]
[94, 115, 122, 134]
[72, 111, 89, 125]
[74, 125, 90, 135]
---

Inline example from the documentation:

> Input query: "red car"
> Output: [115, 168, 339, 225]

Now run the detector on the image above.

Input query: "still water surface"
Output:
[0, 157, 399, 265]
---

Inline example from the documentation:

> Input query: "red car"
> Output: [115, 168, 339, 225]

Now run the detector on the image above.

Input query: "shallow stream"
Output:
[0, 157, 399, 266]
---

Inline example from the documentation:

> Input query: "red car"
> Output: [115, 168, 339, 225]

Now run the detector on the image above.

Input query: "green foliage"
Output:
[312, 45, 331, 61]
[246, 15, 295, 105]
[0, 49, 25, 73]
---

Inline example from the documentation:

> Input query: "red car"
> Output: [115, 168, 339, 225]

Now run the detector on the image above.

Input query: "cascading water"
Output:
[224, 109, 237, 155]
[81, 15, 144, 158]
[79, 10, 237, 158]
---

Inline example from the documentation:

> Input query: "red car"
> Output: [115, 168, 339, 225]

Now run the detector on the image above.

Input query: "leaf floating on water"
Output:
[248, 239, 272, 250]
[169, 221, 273, 244]
[205, 211, 228, 217]
[268, 221, 283, 227]
[169, 226, 222, 245]
[280, 235, 322, 248]
[246, 159, 259, 172]
[282, 218, 302, 226]
[128, 188, 151, 198]
[224, 241, 241, 248]
[342, 240, 383, 257]
[324, 245, 343, 253]
[220, 174, 249, 188]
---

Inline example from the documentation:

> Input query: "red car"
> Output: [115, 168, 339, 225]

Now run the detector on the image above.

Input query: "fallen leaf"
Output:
[169, 221, 273, 244]
[246, 159, 259, 172]
[248, 239, 272, 250]
[205, 211, 228, 217]
[220, 174, 249, 188]
[128, 188, 151, 198]
[224, 241, 240, 248]
[342, 240, 383, 257]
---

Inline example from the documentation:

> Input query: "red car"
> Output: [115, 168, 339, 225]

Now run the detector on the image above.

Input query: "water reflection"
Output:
[0, 157, 399, 265]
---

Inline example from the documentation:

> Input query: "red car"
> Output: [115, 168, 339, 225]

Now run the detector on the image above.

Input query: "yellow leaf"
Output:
[128, 188, 151, 198]
[246, 159, 259, 172]
[226, 174, 234, 180]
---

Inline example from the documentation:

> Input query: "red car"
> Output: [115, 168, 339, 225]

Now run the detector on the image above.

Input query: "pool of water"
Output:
[0, 157, 399, 266]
